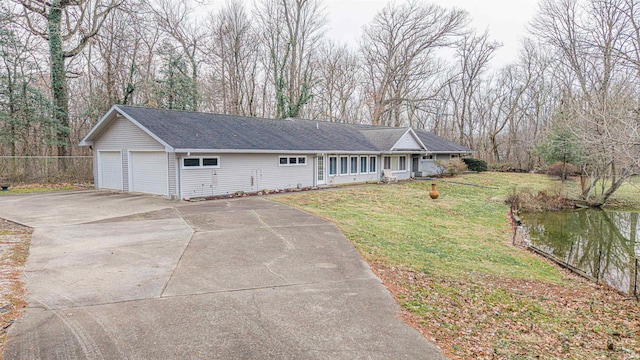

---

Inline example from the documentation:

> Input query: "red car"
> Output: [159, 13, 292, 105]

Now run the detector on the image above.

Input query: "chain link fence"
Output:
[0, 156, 93, 185]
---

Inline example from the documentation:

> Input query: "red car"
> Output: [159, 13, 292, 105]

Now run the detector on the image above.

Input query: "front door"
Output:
[316, 156, 326, 185]
[412, 155, 420, 177]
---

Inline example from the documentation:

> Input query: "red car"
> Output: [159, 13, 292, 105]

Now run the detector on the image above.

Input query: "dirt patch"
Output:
[0, 219, 32, 359]
[372, 262, 640, 359]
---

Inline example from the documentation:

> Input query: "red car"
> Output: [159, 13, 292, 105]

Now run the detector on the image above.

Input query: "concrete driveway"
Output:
[0, 190, 446, 359]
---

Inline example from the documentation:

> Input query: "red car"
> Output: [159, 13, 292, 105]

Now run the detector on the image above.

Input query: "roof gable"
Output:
[391, 129, 426, 151]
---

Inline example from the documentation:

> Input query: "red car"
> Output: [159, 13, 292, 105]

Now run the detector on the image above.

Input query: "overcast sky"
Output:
[322, 0, 540, 69]
[204, 0, 541, 70]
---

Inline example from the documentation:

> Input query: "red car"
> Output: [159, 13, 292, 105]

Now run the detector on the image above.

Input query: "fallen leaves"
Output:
[373, 262, 640, 359]
[0, 218, 32, 358]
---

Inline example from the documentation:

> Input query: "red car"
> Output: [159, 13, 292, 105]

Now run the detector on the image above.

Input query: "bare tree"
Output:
[309, 42, 361, 122]
[151, 0, 205, 111]
[531, 0, 639, 204]
[206, 0, 259, 116]
[255, 0, 327, 119]
[447, 30, 500, 147]
[360, 1, 468, 127]
[13, 0, 122, 157]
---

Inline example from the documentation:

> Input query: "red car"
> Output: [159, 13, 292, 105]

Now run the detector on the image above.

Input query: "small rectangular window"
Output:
[360, 156, 367, 173]
[399, 156, 406, 171]
[278, 155, 306, 166]
[202, 158, 219, 167]
[350, 156, 358, 174]
[340, 156, 348, 175]
[383, 156, 391, 170]
[451, 154, 459, 159]
[329, 156, 337, 175]
[369, 156, 376, 173]
[183, 158, 200, 167]
[423, 155, 433, 160]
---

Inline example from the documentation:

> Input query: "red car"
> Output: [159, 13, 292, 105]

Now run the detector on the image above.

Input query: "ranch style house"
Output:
[80, 105, 473, 199]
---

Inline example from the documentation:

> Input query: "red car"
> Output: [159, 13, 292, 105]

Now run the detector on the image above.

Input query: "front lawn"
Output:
[273, 172, 640, 359]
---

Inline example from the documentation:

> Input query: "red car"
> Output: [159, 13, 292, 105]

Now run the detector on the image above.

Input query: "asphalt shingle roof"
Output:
[108, 106, 472, 153]
[414, 129, 473, 153]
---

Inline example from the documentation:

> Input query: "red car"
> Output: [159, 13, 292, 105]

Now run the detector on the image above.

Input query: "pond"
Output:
[520, 209, 640, 296]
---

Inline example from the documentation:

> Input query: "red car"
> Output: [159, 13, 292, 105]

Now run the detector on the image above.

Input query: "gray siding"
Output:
[180, 153, 314, 198]
[93, 115, 164, 151]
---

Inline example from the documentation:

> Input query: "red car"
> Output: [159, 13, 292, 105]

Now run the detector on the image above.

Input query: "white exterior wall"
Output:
[92, 115, 180, 197]
[168, 153, 179, 198]
[418, 154, 460, 175]
[394, 133, 423, 150]
[93, 116, 165, 151]
[179, 153, 315, 198]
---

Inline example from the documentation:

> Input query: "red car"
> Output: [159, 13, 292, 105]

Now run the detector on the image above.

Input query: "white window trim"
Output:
[278, 155, 307, 166]
[360, 156, 368, 174]
[349, 156, 358, 175]
[328, 156, 338, 176]
[339, 156, 349, 175]
[397, 155, 407, 172]
[182, 156, 220, 169]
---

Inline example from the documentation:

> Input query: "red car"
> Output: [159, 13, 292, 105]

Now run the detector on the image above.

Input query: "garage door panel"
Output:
[99, 151, 122, 190]
[130, 152, 167, 196]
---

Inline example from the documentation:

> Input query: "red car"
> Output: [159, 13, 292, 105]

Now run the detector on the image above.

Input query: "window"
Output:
[383, 156, 391, 170]
[422, 155, 434, 160]
[360, 156, 367, 173]
[450, 154, 460, 159]
[183, 158, 200, 167]
[399, 156, 407, 171]
[183, 156, 220, 169]
[329, 156, 337, 175]
[350, 156, 358, 174]
[279, 156, 307, 166]
[202, 158, 218, 167]
[340, 156, 349, 174]
[369, 156, 376, 173]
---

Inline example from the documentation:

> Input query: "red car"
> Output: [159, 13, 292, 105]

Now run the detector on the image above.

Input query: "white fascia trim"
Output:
[426, 150, 475, 154]
[390, 128, 428, 151]
[174, 149, 380, 155]
[79, 105, 119, 146]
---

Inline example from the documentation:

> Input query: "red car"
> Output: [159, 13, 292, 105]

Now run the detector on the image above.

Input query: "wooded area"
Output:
[0, 0, 639, 202]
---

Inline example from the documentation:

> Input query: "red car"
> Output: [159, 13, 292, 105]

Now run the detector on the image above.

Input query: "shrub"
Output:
[435, 159, 468, 177]
[547, 162, 577, 180]
[462, 158, 487, 172]
[506, 188, 575, 212]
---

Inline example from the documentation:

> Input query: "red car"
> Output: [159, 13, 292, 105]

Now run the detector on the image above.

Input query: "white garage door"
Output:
[130, 151, 168, 196]
[99, 151, 123, 190]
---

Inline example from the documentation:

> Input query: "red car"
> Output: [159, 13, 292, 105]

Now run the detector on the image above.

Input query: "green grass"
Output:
[273, 172, 640, 359]
[0, 184, 78, 195]
[277, 172, 564, 281]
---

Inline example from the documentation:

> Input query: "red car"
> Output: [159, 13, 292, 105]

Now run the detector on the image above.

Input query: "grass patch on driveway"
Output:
[0, 219, 31, 358]
[273, 173, 640, 359]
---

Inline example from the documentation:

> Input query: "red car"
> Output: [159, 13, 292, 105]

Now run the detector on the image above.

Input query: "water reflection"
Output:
[521, 210, 639, 296]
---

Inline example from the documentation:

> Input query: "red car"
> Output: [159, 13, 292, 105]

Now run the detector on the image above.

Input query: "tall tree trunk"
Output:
[47, 0, 70, 159]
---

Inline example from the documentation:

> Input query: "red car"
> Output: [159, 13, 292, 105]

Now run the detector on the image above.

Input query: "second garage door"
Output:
[129, 151, 168, 196]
